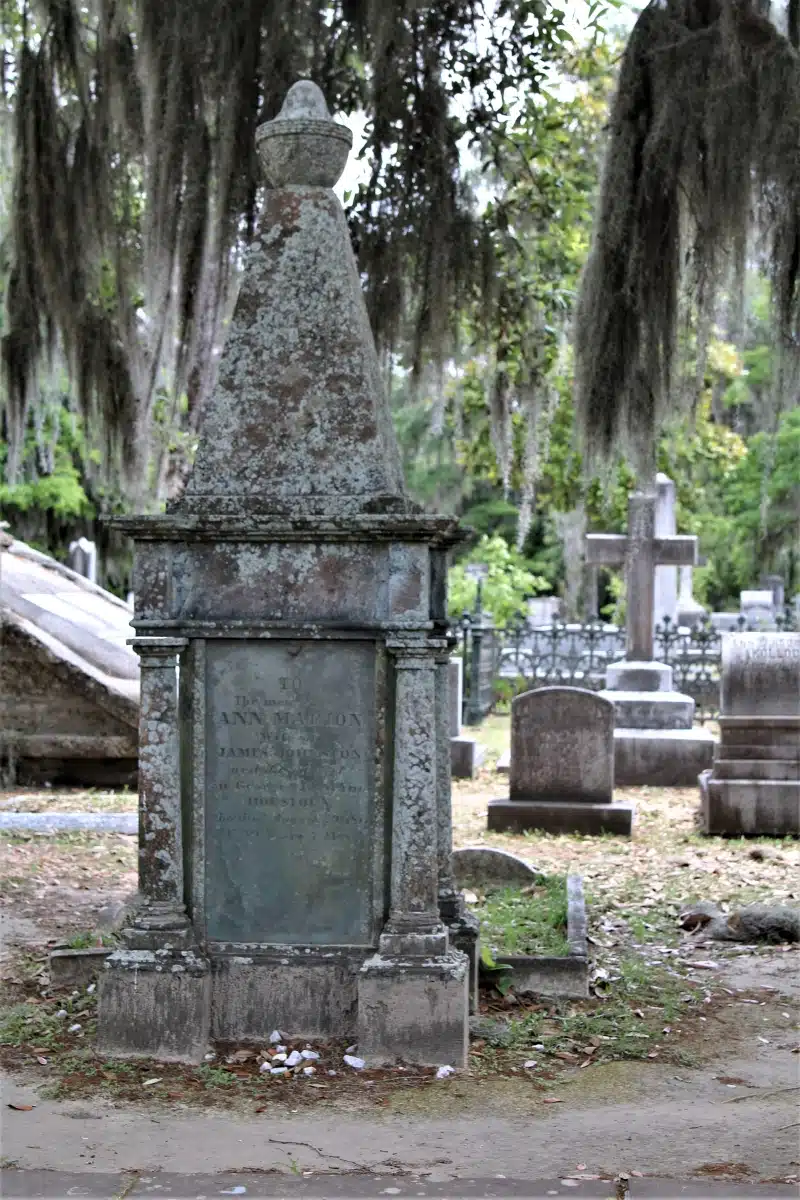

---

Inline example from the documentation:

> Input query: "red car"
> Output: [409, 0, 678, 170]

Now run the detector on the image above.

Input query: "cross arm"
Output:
[585, 534, 627, 567]
[653, 535, 697, 566]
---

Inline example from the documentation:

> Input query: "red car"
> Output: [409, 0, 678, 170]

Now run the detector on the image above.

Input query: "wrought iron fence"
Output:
[455, 607, 798, 725]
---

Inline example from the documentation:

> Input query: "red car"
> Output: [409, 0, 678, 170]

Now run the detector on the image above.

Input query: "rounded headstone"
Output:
[452, 847, 543, 889]
[721, 632, 800, 718]
[256, 80, 353, 188]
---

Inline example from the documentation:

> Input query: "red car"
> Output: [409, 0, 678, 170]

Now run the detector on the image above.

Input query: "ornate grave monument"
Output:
[98, 82, 471, 1065]
[487, 686, 633, 835]
[700, 633, 799, 835]
[586, 491, 716, 785]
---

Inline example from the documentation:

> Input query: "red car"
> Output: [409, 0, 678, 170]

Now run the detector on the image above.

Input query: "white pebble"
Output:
[532, 1043, 546, 1051]
[272, 1052, 287, 1063]
[435, 1065, 454, 1079]
[327, 1070, 337, 1076]
[270, 1066, 288, 1076]
[259, 1061, 271, 1073]
[204, 1052, 216, 1061]
[56, 1010, 68, 1018]
[269, 1030, 283, 1043]
[86, 984, 96, 995]
[345, 1044, 357, 1054]
[302, 1066, 316, 1076]
[285, 1050, 303, 1067]
[343, 1054, 365, 1070]
[276, 1045, 287, 1054]
[301, 1049, 319, 1061]
[524, 1060, 538, 1069]
[68, 1023, 82, 1033]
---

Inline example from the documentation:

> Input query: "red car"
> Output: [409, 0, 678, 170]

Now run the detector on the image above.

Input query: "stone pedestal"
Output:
[98, 81, 469, 1067]
[699, 633, 800, 836]
[600, 660, 715, 786]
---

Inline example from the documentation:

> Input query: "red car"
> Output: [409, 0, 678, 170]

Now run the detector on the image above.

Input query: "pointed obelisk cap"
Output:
[256, 81, 352, 188]
[172, 80, 409, 520]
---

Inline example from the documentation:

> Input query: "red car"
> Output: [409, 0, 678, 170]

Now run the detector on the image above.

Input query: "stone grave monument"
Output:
[487, 686, 633, 835]
[1, 531, 138, 786]
[740, 589, 777, 629]
[653, 473, 679, 632]
[98, 82, 472, 1066]
[699, 633, 799, 836]
[586, 491, 716, 785]
[676, 565, 707, 629]
[450, 654, 486, 779]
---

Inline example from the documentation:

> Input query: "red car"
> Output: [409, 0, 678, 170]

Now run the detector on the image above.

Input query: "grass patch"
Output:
[63, 931, 117, 950]
[473, 879, 570, 957]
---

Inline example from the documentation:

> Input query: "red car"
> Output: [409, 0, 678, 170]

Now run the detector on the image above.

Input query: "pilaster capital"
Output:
[130, 637, 188, 666]
[386, 635, 447, 669]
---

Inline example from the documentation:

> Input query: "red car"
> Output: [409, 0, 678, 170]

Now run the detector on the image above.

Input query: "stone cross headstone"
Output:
[67, 537, 98, 584]
[700, 633, 800, 835]
[98, 80, 470, 1067]
[585, 491, 697, 662]
[677, 565, 707, 629]
[653, 473, 678, 630]
[488, 687, 633, 835]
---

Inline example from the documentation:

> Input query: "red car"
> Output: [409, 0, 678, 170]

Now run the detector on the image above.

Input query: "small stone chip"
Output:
[343, 1054, 365, 1070]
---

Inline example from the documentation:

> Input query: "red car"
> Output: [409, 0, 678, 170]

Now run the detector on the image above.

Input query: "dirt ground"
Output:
[1, 759, 799, 1188]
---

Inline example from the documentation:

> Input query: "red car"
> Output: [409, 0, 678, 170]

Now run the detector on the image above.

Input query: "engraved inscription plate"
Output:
[205, 640, 377, 944]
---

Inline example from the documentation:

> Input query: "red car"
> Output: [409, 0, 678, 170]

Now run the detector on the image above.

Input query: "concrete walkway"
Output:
[0, 812, 137, 834]
[1, 1168, 795, 1198]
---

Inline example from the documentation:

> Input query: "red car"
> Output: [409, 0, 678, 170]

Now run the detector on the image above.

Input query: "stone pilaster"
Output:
[434, 645, 461, 924]
[125, 637, 191, 946]
[379, 638, 447, 956]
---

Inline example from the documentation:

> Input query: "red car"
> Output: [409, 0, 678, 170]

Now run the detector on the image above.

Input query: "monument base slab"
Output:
[699, 771, 800, 836]
[451, 736, 485, 779]
[600, 690, 695, 730]
[357, 951, 469, 1067]
[614, 727, 715, 786]
[448, 910, 480, 1014]
[487, 798, 633, 836]
[210, 951, 362, 1041]
[97, 949, 211, 1063]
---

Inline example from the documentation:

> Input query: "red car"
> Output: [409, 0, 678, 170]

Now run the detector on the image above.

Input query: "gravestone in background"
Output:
[97, 81, 471, 1066]
[677, 565, 707, 629]
[700, 633, 800, 836]
[653, 473, 678, 630]
[587, 491, 716, 785]
[488, 686, 633, 835]
[740, 590, 777, 630]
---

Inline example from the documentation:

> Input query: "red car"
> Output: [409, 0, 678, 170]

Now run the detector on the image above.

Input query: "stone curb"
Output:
[0, 812, 137, 834]
[494, 873, 589, 999]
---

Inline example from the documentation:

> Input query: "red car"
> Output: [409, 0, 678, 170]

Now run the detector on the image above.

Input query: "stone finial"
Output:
[256, 80, 353, 188]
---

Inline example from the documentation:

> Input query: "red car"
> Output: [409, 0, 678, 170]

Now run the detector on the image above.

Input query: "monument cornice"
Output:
[110, 511, 467, 548]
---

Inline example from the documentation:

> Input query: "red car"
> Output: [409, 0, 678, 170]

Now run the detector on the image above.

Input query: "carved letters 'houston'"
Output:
[204, 640, 377, 944]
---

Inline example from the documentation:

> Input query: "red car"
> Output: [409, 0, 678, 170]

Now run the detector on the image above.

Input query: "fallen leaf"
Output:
[542, 1098, 563, 1104]
[8, 1103, 35, 1111]
[36, 1057, 48, 1066]
[142, 1077, 162, 1087]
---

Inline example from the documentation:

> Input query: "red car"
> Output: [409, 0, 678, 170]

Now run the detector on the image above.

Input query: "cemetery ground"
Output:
[0, 723, 798, 1190]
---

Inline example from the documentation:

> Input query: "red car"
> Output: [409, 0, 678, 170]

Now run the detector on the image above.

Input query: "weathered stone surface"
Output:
[614, 728, 715, 786]
[448, 657, 463, 737]
[97, 950, 211, 1063]
[0, 813, 137, 834]
[602, 691, 695, 730]
[204, 639, 378, 945]
[452, 847, 543, 888]
[451, 735, 485, 779]
[700, 634, 800, 836]
[101, 82, 469, 1065]
[1, 536, 138, 786]
[721, 633, 800, 718]
[487, 798, 633, 836]
[358, 951, 469, 1067]
[510, 687, 614, 804]
[49, 948, 112, 989]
